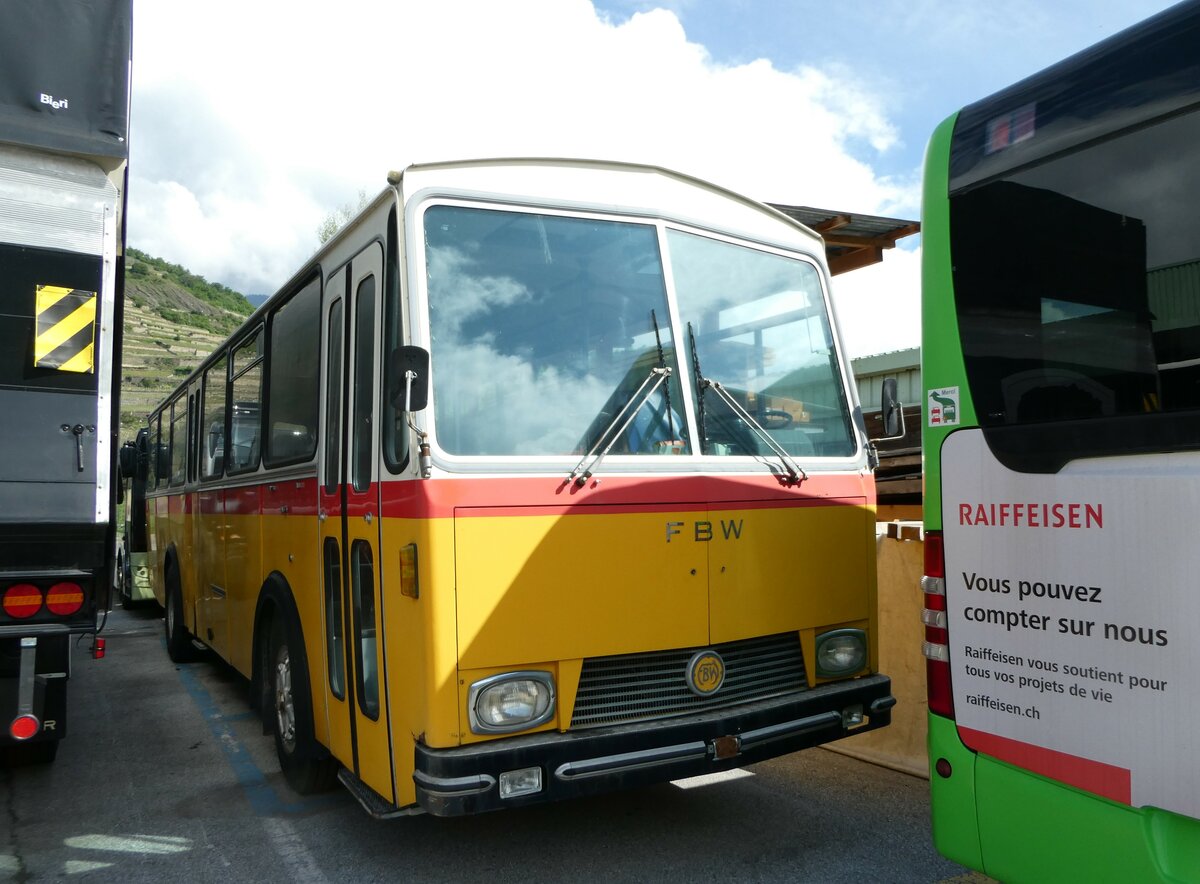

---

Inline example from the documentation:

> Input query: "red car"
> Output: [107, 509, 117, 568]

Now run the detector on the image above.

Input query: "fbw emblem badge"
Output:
[685, 650, 725, 697]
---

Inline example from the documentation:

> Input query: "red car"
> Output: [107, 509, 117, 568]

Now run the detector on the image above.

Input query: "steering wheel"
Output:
[761, 408, 793, 430]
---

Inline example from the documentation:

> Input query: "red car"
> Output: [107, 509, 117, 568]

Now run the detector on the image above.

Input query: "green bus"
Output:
[921, 2, 1200, 881]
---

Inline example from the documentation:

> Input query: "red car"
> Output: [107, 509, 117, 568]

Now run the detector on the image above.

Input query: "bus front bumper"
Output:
[413, 674, 893, 816]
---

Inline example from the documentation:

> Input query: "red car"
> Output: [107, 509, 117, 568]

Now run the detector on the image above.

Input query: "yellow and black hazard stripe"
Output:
[35, 284, 97, 373]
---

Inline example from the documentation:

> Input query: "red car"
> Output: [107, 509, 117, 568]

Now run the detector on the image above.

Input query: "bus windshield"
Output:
[424, 204, 682, 457]
[667, 229, 854, 459]
[423, 203, 853, 460]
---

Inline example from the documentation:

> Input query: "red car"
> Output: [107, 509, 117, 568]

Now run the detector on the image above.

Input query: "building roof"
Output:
[851, 347, 921, 376]
[768, 204, 920, 275]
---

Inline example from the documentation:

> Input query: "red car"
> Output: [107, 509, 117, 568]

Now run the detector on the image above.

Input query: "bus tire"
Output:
[115, 547, 126, 604]
[164, 557, 197, 663]
[118, 550, 136, 609]
[266, 609, 338, 794]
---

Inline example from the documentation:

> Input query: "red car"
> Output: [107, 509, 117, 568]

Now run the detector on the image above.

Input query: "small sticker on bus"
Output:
[928, 387, 960, 427]
[985, 102, 1037, 154]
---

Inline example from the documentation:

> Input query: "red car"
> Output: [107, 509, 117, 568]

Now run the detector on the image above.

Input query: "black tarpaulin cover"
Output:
[0, 0, 132, 158]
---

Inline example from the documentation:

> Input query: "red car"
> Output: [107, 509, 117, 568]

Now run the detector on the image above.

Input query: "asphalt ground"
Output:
[1, 605, 984, 883]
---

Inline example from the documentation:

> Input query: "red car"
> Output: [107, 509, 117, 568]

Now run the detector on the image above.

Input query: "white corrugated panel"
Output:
[0, 143, 116, 255]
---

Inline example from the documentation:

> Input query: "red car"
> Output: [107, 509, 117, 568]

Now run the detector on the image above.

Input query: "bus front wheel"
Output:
[267, 616, 338, 794]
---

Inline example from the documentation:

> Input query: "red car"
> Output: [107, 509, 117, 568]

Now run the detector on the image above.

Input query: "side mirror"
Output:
[879, 376, 905, 441]
[390, 346, 430, 412]
[118, 442, 138, 481]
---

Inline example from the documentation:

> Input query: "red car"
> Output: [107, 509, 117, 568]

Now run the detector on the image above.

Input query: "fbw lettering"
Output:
[665, 520, 744, 542]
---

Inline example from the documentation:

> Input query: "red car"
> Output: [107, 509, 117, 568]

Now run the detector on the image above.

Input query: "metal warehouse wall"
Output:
[852, 347, 921, 415]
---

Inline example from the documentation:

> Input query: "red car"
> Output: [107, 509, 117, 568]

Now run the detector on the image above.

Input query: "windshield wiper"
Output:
[688, 321, 802, 482]
[568, 366, 672, 487]
[651, 309, 676, 444]
[691, 321, 801, 479]
[704, 379, 806, 484]
[688, 323, 708, 454]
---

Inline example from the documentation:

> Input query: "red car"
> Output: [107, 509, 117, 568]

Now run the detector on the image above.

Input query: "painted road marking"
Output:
[174, 660, 341, 817]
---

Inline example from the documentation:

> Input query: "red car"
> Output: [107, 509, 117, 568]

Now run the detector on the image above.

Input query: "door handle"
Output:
[62, 423, 95, 472]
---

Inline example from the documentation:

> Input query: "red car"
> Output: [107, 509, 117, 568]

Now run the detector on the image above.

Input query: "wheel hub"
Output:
[274, 646, 296, 752]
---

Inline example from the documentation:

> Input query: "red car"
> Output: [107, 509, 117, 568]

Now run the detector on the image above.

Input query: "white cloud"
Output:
[129, 0, 916, 354]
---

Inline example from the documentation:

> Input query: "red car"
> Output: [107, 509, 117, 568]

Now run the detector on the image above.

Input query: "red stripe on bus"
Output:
[224, 486, 261, 517]
[379, 473, 871, 520]
[197, 491, 223, 516]
[153, 473, 872, 520]
[262, 478, 318, 516]
[958, 726, 1132, 805]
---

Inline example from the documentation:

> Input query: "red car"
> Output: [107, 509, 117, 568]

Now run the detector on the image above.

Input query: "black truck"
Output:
[0, 0, 133, 761]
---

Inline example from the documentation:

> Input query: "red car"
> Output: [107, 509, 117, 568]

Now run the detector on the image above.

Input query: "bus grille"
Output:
[569, 632, 807, 730]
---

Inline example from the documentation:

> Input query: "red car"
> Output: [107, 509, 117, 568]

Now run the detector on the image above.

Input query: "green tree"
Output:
[317, 189, 370, 244]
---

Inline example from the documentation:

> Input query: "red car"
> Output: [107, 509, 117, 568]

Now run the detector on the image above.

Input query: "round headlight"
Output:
[469, 671, 555, 734]
[815, 629, 867, 677]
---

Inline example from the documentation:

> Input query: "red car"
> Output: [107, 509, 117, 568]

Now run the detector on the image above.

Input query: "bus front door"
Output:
[319, 242, 394, 804]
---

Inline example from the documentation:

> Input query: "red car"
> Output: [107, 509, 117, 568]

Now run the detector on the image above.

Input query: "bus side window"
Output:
[202, 354, 228, 479]
[324, 537, 345, 700]
[207, 423, 225, 476]
[265, 275, 320, 467]
[382, 206, 408, 472]
[228, 329, 263, 474]
[229, 398, 260, 471]
[351, 540, 379, 719]
[148, 413, 161, 489]
[169, 396, 187, 486]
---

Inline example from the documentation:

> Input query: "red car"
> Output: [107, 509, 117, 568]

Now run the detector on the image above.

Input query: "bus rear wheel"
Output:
[268, 616, 337, 794]
[164, 559, 197, 663]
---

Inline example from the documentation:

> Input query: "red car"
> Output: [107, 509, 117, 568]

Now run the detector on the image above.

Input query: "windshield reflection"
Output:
[425, 205, 686, 457]
[667, 229, 855, 459]
[423, 204, 854, 461]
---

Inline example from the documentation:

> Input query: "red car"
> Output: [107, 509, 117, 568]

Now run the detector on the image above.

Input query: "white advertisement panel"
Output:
[941, 429, 1200, 817]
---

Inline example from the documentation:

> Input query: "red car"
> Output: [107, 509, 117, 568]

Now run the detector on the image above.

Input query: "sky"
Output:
[128, 0, 1181, 358]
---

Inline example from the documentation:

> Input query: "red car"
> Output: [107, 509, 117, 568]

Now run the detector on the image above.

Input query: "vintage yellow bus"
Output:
[140, 159, 894, 816]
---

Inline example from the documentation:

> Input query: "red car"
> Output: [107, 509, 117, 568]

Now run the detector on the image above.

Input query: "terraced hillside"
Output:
[118, 250, 255, 442]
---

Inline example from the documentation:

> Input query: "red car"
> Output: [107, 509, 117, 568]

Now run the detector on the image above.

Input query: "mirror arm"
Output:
[402, 369, 433, 478]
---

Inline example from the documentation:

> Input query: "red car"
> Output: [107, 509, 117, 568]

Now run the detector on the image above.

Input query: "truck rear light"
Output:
[922, 530, 955, 718]
[3, 584, 42, 619]
[46, 581, 84, 616]
[10, 713, 39, 741]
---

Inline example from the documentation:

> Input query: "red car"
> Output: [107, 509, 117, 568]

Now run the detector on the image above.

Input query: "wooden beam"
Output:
[828, 246, 883, 275]
[876, 477, 924, 495]
[821, 225, 920, 250]
[811, 214, 852, 233]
